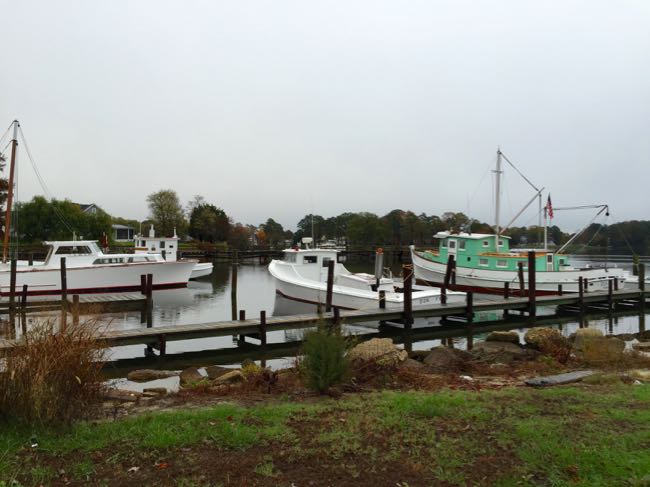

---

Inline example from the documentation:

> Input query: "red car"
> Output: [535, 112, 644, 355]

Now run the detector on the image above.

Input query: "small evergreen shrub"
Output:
[300, 326, 350, 393]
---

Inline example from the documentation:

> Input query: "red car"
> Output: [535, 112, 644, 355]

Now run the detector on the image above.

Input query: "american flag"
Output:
[545, 194, 554, 219]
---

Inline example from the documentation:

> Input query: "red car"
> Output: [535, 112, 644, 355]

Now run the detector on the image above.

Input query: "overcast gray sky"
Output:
[2, 0, 649, 232]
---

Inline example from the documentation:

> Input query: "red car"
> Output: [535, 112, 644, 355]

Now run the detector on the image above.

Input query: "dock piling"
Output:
[60, 257, 67, 330]
[518, 262, 525, 297]
[325, 260, 334, 312]
[146, 274, 153, 328]
[402, 264, 413, 329]
[230, 260, 238, 321]
[9, 259, 17, 328]
[72, 295, 80, 327]
[527, 251, 536, 318]
[578, 276, 585, 315]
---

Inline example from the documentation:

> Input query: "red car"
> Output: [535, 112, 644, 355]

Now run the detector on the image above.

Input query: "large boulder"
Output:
[179, 367, 205, 387]
[485, 331, 520, 345]
[472, 341, 539, 362]
[213, 369, 244, 385]
[572, 328, 605, 352]
[206, 365, 231, 380]
[524, 327, 569, 354]
[423, 347, 472, 372]
[581, 337, 626, 364]
[347, 338, 407, 367]
[127, 369, 178, 383]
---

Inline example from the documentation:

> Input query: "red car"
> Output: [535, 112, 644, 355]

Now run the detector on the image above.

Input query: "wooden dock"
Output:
[1, 287, 647, 357]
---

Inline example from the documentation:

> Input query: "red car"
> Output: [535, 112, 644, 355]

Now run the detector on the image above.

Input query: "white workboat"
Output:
[0, 240, 196, 297]
[269, 246, 464, 310]
[133, 227, 213, 279]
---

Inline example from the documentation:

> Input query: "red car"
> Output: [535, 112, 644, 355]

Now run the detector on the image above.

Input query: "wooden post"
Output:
[466, 291, 474, 323]
[614, 277, 619, 291]
[639, 263, 646, 313]
[72, 295, 80, 327]
[578, 276, 585, 315]
[517, 262, 525, 297]
[239, 309, 246, 321]
[379, 290, 386, 309]
[60, 257, 67, 330]
[20, 284, 27, 309]
[9, 259, 17, 328]
[230, 262, 238, 321]
[503, 282, 509, 299]
[259, 310, 267, 351]
[443, 255, 455, 289]
[333, 306, 341, 327]
[146, 273, 153, 328]
[558, 284, 563, 296]
[140, 274, 147, 295]
[584, 278, 589, 293]
[441, 286, 447, 305]
[402, 264, 413, 329]
[158, 334, 167, 356]
[28, 253, 33, 266]
[325, 259, 334, 312]
[607, 278, 613, 312]
[527, 251, 536, 318]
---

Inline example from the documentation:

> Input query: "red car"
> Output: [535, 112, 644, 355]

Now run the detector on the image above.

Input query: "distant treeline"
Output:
[5, 193, 649, 256]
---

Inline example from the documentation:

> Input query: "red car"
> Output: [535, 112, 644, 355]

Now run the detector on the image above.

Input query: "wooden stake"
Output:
[517, 261, 525, 297]
[527, 251, 536, 318]
[230, 262, 238, 321]
[60, 257, 67, 330]
[325, 259, 334, 312]
[402, 264, 413, 329]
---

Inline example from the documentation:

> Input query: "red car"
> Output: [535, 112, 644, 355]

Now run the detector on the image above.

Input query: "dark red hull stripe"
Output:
[1, 282, 187, 298]
[414, 279, 560, 297]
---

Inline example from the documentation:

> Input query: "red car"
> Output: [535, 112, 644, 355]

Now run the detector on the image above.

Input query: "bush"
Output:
[300, 326, 350, 393]
[0, 320, 106, 426]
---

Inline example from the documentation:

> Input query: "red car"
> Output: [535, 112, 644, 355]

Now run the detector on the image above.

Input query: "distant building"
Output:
[77, 203, 99, 214]
[112, 224, 134, 242]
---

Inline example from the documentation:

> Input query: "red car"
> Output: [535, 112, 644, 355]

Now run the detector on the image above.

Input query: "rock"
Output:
[472, 341, 538, 362]
[485, 331, 520, 344]
[398, 358, 428, 371]
[241, 358, 255, 368]
[524, 327, 569, 353]
[422, 347, 471, 372]
[616, 333, 636, 341]
[127, 369, 177, 382]
[205, 365, 231, 380]
[581, 337, 625, 364]
[573, 329, 606, 352]
[632, 342, 650, 352]
[142, 387, 168, 395]
[103, 389, 141, 402]
[408, 350, 430, 362]
[179, 367, 205, 387]
[629, 369, 650, 382]
[347, 338, 407, 367]
[525, 370, 596, 387]
[213, 369, 244, 385]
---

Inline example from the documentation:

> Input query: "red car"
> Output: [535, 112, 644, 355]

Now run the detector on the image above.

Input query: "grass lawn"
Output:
[1, 384, 649, 486]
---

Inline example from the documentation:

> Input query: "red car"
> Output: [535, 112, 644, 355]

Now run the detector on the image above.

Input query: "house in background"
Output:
[78, 203, 99, 214]
[112, 224, 135, 242]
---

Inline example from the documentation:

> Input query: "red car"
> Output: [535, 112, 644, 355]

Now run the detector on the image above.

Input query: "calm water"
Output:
[10, 256, 648, 368]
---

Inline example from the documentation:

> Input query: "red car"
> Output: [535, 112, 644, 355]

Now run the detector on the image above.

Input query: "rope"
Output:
[18, 126, 76, 236]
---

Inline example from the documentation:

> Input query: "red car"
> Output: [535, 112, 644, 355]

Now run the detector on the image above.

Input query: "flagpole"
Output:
[544, 206, 548, 251]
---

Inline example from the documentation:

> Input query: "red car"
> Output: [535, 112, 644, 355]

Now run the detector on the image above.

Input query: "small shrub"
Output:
[0, 319, 106, 425]
[299, 326, 350, 393]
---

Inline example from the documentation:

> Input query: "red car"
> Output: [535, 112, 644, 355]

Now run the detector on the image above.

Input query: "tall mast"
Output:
[543, 204, 548, 251]
[3, 120, 19, 264]
[494, 148, 502, 237]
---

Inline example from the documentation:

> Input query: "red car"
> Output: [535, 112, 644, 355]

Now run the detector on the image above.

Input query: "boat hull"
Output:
[269, 260, 464, 310]
[411, 248, 629, 295]
[0, 261, 196, 297]
[190, 262, 213, 279]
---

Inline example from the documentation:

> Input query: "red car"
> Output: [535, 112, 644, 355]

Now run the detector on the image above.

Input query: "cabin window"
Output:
[498, 239, 504, 247]
[482, 240, 489, 247]
[303, 256, 318, 264]
[479, 258, 489, 266]
[93, 257, 125, 265]
[547, 254, 553, 263]
[459, 240, 466, 250]
[496, 259, 508, 268]
[55, 246, 92, 255]
[284, 253, 297, 263]
[559, 258, 565, 265]
[440, 240, 447, 248]
[448, 240, 456, 250]
[322, 257, 332, 268]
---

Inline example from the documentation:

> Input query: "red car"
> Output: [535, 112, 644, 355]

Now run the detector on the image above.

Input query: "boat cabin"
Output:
[42, 240, 160, 267]
[429, 232, 570, 272]
[134, 226, 179, 261]
[282, 248, 338, 267]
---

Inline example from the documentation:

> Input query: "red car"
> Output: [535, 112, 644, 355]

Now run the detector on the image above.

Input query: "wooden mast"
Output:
[3, 120, 19, 264]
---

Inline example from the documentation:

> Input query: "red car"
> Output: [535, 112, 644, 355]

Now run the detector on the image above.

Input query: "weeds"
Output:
[0, 319, 106, 426]
[299, 325, 350, 393]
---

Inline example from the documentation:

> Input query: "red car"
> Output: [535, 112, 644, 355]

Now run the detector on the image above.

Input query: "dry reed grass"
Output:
[0, 317, 107, 426]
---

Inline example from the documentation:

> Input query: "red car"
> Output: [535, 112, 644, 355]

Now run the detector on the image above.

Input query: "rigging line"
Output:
[0, 122, 13, 148]
[500, 152, 540, 191]
[18, 126, 77, 235]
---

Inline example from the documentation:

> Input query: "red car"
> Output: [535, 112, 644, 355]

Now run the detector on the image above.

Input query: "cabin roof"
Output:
[433, 232, 511, 240]
[44, 240, 99, 246]
[282, 248, 338, 254]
